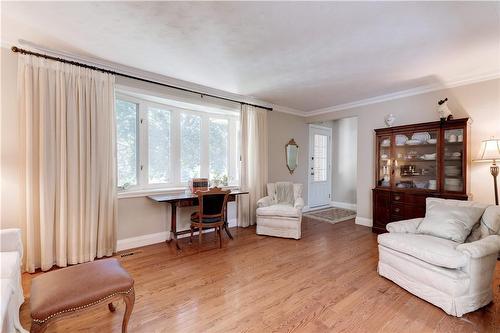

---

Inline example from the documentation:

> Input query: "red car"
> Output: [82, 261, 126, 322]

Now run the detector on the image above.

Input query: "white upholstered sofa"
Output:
[378, 198, 500, 317]
[256, 182, 304, 239]
[0, 229, 27, 332]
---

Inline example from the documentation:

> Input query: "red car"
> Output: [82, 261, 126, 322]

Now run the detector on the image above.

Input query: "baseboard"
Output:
[116, 218, 238, 251]
[355, 216, 373, 227]
[117, 231, 169, 252]
[303, 204, 332, 213]
[331, 201, 357, 211]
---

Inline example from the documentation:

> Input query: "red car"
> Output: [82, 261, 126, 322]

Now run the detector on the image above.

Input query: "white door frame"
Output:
[308, 124, 332, 208]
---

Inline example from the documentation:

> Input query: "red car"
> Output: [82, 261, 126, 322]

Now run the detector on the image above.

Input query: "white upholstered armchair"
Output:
[256, 182, 304, 239]
[378, 198, 500, 317]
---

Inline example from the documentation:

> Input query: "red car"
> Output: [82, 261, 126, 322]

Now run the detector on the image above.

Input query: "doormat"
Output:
[304, 207, 356, 224]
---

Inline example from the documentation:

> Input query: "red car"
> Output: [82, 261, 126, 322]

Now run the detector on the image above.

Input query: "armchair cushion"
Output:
[275, 182, 295, 205]
[417, 198, 488, 243]
[378, 233, 467, 269]
[466, 205, 500, 242]
[482, 205, 500, 234]
[457, 235, 500, 259]
[294, 197, 305, 210]
[293, 184, 303, 201]
[257, 196, 274, 208]
[386, 218, 423, 234]
[256, 204, 300, 218]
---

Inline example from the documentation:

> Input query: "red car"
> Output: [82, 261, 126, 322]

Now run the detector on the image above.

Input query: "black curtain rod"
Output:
[11, 46, 273, 111]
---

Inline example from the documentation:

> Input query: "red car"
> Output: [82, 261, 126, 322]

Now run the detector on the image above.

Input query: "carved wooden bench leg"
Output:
[121, 288, 135, 333]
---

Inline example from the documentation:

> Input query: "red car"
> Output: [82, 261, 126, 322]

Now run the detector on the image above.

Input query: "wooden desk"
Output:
[148, 190, 249, 250]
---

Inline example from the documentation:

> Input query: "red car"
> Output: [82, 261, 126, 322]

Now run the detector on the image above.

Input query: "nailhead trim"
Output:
[32, 287, 134, 324]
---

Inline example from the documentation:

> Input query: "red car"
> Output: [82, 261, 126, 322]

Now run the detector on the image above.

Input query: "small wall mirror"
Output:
[285, 139, 299, 174]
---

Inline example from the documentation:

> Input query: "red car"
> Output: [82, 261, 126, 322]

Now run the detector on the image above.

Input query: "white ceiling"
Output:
[2, 1, 500, 112]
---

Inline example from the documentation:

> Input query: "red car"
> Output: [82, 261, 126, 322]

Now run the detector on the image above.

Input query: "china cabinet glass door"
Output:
[393, 129, 439, 191]
[377, 135, 392, 187]
[443, 128, 465, 192]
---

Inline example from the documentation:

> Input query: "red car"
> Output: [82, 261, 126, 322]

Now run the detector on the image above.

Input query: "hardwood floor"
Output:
[20, 218, 499, 332]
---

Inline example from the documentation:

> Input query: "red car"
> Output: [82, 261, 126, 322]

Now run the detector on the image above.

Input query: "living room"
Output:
[1, 2, 499, 332]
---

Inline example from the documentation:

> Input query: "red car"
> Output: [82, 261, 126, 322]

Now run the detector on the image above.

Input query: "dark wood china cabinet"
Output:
[372, 118, 470, 233]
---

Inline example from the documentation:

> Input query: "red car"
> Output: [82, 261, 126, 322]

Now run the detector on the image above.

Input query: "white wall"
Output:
[307, 78, 500, 225]
[331, 117, 357, 206]
[0, 47, 20, 229]
[267, 111, 309, 203]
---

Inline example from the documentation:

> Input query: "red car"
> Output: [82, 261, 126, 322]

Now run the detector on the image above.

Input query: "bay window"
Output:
[115, 92, 240, 192]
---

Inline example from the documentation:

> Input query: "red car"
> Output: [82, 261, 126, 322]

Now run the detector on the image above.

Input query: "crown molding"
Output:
[305, 71, 500, 117]
[271, 104, 305, 117]
[5, 39, 498, 119]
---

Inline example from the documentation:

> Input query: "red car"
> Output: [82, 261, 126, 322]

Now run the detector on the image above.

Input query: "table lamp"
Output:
[474, 138, 500, 205]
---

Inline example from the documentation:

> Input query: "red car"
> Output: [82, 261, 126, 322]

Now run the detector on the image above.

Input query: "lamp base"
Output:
[491, 163, 499, 206]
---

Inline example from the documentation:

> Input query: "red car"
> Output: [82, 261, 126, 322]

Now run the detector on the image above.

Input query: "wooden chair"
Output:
[190, 187, 230, 249]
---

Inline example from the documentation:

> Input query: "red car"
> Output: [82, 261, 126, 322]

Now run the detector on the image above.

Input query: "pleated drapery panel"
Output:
[17, 54, 117, 272]
[238, 104, 268, 227]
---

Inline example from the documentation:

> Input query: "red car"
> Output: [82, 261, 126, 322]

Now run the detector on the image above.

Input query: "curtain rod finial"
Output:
[11, 46, 19, 53]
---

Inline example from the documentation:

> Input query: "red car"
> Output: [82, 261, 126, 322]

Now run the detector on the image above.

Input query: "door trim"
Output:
[308, 124, 332, 208]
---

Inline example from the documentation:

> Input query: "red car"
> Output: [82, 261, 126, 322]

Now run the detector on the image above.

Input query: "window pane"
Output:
[209, 118, 229, 180]
[116, 99, 138, 187]
[180, 113, 201, 182]
[313, 134, 328, 182]
[148, 107, 171, 184]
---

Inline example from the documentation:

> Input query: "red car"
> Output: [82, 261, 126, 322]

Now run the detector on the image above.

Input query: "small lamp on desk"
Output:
[474, 138, 500, 205]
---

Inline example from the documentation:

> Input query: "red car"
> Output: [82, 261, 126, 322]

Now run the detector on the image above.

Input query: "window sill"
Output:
[117, 185, 240, 199]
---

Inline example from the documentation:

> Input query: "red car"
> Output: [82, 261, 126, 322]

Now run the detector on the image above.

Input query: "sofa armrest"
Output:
[456, 235, 500, 259]
[386, 218, 423, 234]
[294, 197, 304, 210]
[0, 229, 23, 258]
[257, 196, 274, 208]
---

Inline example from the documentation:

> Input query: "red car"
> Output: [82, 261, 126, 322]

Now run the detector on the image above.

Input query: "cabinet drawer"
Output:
[391, 192, 405, 203]
[391, 203, 405, 216]
[405, 194, 428, 206]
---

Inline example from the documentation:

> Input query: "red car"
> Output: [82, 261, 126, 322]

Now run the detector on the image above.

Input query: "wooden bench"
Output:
[29, 258, 134, 333]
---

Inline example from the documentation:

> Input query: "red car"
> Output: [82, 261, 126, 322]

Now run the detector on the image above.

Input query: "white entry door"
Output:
[308, 125, 332, 208]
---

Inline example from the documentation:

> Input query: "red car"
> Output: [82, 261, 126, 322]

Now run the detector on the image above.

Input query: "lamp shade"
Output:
[474, 138, 500, 162]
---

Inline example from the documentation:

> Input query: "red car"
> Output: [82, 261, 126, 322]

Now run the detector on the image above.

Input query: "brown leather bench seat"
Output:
[30, 258, 135, 333]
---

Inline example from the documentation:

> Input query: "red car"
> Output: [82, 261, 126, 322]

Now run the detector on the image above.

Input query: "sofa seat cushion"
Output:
[378, 233, 467, 269]
[256, 204, 300, 218]
[378, 246, 470, 298]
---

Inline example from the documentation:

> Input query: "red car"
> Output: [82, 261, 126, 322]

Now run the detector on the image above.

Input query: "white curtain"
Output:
[238, 104, 268, 227]
[17, 54, 117, 272]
